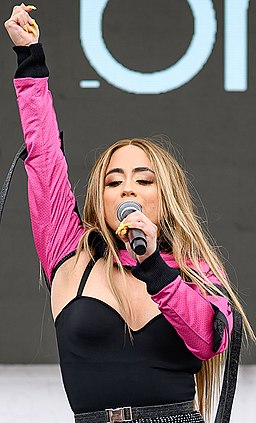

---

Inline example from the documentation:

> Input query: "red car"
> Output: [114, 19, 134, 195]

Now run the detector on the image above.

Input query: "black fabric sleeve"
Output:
[212, 305, 229, 353]
[12, 43, 49, 78]
[131, 248, 180, 295]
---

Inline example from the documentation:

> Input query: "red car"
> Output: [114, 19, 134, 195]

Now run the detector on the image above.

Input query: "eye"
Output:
[105, 180, 123, 187]
[136, 180, 153, 185]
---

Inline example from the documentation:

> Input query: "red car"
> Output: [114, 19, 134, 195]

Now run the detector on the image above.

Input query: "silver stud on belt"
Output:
[106, 406, 133, 423]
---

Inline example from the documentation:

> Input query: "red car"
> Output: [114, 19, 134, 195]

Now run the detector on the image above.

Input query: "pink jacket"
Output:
[14, 76, 233, 361]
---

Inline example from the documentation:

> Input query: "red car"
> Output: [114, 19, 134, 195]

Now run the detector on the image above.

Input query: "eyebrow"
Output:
[105, 167, 155, 177]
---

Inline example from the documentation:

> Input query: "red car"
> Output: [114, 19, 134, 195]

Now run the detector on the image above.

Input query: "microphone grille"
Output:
[117, 201, 142, 221]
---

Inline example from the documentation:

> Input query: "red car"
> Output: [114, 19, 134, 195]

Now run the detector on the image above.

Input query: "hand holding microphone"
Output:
[116, 201, 158, 260]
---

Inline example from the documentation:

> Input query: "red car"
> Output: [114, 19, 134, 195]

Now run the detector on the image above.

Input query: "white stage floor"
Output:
[0, 365, 255, 423]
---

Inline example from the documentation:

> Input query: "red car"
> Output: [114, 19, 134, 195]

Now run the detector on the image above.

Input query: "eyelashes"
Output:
[105, 181, 122, 187]
[105, 180, 154, 187]
[137, 180, 154, 185]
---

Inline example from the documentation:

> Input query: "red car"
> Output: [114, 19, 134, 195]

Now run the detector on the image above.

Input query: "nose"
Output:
[121, 189, 136, 198]
[121, 182, 137, 198]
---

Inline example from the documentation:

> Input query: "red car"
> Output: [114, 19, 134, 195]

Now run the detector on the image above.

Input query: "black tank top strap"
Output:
[76, 257, 98, 297]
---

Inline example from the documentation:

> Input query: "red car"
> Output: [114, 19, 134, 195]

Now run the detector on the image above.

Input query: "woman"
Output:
[4, 4, 254, 423]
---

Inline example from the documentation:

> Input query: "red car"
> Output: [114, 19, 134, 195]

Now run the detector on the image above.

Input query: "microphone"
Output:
[116, 201, 147, 256]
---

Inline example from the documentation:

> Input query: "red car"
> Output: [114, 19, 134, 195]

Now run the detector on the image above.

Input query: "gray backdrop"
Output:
[0, 0, 255, 363]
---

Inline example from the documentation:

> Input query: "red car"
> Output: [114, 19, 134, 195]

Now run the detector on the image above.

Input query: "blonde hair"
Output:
[76, 137, 254, 422]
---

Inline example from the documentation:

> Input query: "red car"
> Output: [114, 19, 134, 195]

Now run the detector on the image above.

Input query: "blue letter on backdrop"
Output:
[224, 0, 250, 91]
[80, 0, 217, 93]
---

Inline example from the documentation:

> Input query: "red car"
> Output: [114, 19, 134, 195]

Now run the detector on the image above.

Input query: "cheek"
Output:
[103, 191, 110, 218]
[103, 191, 117, 228]
[146, 189, 160, 224]
[150, 205, 159, 225]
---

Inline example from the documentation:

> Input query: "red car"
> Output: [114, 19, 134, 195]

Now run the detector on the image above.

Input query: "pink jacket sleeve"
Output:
[152, 273, 233, 360]
[14, 77, 85, 282]
[132, 250, 233, 360]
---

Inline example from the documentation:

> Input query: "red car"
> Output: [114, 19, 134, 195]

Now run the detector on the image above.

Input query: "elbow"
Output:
[192, 326, 230, 361]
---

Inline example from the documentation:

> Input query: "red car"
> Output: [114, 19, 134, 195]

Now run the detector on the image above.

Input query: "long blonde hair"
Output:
[76, 137, 254, 422]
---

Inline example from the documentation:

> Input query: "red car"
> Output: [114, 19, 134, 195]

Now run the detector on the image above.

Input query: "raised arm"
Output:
[4, 5, 85, 283]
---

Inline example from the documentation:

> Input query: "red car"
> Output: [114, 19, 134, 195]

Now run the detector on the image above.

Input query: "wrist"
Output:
[13, 43, 49, 78]
[136, 242, 157, 264]
[131, 248, 180, 295]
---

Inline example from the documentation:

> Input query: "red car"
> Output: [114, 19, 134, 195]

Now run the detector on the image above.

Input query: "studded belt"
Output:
[74, 401, 203, 423]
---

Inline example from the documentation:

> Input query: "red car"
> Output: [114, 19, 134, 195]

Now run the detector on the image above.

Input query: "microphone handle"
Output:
[128, 228, 147, 256]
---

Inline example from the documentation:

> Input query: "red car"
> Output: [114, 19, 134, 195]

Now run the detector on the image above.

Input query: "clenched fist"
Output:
[4, 3, 39, 46]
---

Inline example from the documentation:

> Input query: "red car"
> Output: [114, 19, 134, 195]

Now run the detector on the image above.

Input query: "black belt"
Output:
[74, 401, 194, 423]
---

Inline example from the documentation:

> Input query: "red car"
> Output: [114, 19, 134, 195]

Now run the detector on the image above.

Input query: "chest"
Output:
[51, 254, 160, 331]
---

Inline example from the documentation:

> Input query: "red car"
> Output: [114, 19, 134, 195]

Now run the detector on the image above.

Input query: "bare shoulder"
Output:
[51, 250, 91, 320]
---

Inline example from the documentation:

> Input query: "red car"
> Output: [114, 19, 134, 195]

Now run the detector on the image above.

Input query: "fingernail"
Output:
[30, 19, 38, 28]
[115, 227, 122, 235]
[28, 24, 37, 36]
[115, 222, 130, 234]
[115, 223, 124, 234]
[26, 5, 37, 10]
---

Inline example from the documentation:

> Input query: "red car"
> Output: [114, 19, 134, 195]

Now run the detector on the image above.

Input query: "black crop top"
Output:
[55, 258, 202, 414]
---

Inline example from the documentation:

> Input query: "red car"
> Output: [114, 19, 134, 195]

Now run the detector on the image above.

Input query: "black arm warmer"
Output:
[13, 43, 49, 78]
[131, 248, 180, 295]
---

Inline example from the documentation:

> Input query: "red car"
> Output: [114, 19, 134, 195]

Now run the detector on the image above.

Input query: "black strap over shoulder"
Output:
[76, 257, 98, 297]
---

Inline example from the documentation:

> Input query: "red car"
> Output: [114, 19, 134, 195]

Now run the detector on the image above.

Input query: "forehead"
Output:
[107, 145, 152, 169]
